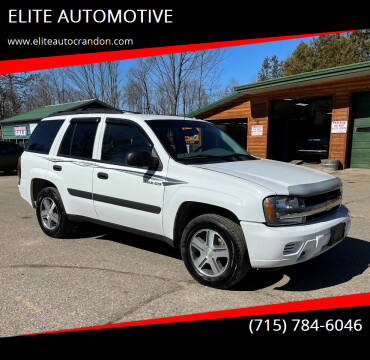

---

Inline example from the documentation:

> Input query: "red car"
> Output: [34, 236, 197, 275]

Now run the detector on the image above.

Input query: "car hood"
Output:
[193, 159, 341, 196]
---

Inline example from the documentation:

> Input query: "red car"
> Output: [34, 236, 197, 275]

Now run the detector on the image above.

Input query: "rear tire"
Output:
[180, 213, 251, 289]
[36, 187, 72, 238]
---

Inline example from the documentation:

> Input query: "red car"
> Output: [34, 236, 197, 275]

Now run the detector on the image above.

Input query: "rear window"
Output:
[25, 120, 64, 154]
[58, 118, 99, 159]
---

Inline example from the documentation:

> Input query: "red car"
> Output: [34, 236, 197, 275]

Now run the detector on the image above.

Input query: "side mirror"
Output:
[126, 150, 159, 169]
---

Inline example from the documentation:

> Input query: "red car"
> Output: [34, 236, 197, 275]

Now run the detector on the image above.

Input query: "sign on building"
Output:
[251, 125, 263, 136]
[13, 125, 28, 137]
[331, 121, 348, 134]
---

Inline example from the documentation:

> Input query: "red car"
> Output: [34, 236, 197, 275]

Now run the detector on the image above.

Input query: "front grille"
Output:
[304, 188, 342, 222]
[304, 188, 341, 207]
[306, 205, 340, 222]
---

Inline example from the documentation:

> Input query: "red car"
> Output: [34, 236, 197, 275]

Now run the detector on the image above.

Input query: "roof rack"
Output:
[121, 109, 143, 114]
[54, 107, 124, 116]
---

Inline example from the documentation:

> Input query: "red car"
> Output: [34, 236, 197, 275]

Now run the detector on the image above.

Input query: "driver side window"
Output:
[101, 120, 153, 167]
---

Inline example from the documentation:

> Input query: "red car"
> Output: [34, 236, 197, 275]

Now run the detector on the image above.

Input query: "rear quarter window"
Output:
[58, 118, 99, 159]
[25, 120, 64, 154]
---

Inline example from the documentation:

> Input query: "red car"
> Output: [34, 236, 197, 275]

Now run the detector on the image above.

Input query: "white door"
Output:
[54, 118, 100, 219]
[92, 119, 165, 235]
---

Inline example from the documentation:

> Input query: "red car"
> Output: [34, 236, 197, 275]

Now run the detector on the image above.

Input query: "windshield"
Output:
[146, 119, 255, 163]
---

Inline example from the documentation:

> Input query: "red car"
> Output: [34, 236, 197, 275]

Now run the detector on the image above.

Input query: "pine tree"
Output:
[256, 30, 370, 80]
[282, 31, 370, 76]
[257, 57, 272, 81]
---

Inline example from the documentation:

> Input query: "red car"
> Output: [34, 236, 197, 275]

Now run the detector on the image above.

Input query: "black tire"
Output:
[36, 187, 72, 238]
[180, 214, 251, 289]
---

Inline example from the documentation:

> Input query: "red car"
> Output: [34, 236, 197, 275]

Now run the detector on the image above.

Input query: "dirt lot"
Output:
[0, 167, 369, 337]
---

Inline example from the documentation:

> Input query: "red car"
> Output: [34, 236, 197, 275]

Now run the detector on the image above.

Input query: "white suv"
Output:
[18, 111, 351, 289]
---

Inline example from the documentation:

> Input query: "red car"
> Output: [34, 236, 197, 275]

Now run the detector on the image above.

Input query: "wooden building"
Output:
[189, 61, 370, 169]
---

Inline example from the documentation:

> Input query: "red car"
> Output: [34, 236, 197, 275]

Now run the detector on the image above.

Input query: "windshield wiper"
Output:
[180, 153, 254, 161]
[180, 155, 217, 160]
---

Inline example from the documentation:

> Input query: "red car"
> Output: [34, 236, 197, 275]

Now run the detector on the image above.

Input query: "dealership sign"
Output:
[13, 125, 28, 137]
[331, 121, 348, 134]
[251, 125, 263, 136]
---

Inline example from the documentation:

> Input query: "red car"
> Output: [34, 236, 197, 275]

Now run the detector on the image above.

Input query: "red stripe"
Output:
[1, 30, 354, 75]
[24, 292, 369, 336]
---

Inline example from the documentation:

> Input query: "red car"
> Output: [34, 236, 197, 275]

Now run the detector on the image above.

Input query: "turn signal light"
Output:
[264, 198, 274, 223]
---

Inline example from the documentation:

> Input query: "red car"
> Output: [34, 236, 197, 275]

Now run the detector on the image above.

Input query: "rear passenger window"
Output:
[25, 120, 64, 154]
[101, 121, 153, 166]
[58, 118, 99, 159]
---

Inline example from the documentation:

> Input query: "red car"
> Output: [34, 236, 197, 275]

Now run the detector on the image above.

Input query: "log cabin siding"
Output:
[198, 74, 370, 168]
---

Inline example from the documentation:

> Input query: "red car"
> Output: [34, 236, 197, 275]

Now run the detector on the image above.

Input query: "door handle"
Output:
[53, 165, 62, 171]
[97, 172, 109, 180]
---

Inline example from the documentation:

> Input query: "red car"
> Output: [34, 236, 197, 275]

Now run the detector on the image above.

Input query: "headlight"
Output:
[263, 196, 306, 226]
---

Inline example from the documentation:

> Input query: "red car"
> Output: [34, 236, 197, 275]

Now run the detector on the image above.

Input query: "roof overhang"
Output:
[189, 61, 370, 118]
[236, 70, 370, 95]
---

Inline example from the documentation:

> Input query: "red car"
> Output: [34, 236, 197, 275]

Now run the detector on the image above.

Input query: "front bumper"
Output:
[241, 205, 351, 268]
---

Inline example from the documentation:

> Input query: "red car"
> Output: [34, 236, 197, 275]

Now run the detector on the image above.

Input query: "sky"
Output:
[219, 37, 314, 86]
[118, 36, 316, 90]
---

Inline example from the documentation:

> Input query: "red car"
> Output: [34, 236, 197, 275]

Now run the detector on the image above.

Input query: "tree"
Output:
[25, 70, 82, 110]
[63, 62, 123, 108]
[0, 73, 37, 120]
[257, 55, 283, 81]
[123, 59, 153, 113]
[122, 49, 224, 115]
[256, 30, 370, 80]
[282, 31, 370, 76]
[223, 78, 239, 95]
[281, 42, 315, 75]
[149, 53, 201, 115]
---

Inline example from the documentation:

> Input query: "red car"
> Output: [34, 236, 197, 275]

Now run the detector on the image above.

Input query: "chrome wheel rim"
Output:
[40, 197, 59, 230]
[189, 229, 230, 277]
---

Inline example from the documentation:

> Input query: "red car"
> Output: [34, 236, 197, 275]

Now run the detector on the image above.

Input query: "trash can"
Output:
[321, 159, 340, 171]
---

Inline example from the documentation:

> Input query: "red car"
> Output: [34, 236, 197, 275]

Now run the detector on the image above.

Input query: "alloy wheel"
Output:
[40, 197, 59, 231]
[189, 228, 230, 277]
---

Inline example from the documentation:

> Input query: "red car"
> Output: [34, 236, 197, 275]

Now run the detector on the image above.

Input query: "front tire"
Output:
[36, 187, 72, 238]
[180, 214, 251, 289]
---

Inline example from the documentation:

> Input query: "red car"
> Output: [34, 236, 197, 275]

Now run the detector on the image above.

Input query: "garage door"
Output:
[350, 92, 370, 168]
[350, 118, 370, 168]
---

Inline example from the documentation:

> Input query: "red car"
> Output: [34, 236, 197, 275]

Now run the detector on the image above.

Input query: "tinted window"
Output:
[147, 120, 254, 163]
[101, 122, 152, 166]
[25, 120, 64, 154]
[58, 120, 99, 159]
[58, 123, 75, 156]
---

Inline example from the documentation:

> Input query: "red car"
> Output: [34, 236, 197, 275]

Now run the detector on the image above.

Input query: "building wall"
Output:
[329, 92, 351, 168]
[1, 122, 38, 147]
[1, 123, 31, 140]
[199, 75, 370, 168]
[246, 99, 269, 158]
[198, 99, 249, 120]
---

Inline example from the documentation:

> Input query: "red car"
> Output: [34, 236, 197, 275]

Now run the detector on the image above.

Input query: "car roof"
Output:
[41, 113, 205, 123]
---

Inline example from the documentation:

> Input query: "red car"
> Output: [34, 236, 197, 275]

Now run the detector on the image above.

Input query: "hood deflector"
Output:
[287, 177, 341, 197]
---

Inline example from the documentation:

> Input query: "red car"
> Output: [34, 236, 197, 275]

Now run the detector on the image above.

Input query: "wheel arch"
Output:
[31, 178, 58, 207]
[172, 201, 240, 249]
